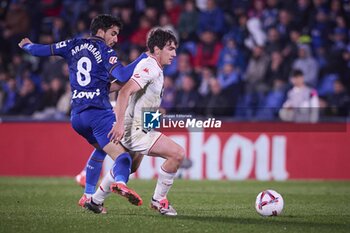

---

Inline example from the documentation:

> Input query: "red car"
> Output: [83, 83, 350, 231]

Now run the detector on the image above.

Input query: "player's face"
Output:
[103, 26, 120, 47]
[159, 41, 177, 66]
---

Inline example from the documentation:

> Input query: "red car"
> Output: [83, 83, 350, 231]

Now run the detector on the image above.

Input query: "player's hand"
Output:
[108, 122, 124, 144]
[18, 38, 32, 48]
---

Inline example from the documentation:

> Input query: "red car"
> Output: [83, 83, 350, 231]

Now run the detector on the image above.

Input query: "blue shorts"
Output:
[71, 108, 115, 149]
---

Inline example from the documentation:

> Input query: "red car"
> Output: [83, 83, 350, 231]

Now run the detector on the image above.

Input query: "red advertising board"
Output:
[0, 122, 349, 180]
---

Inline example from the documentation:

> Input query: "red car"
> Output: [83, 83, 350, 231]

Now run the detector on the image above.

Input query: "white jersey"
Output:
[120, 56, 164, 154]
[125, 56, 164, 128]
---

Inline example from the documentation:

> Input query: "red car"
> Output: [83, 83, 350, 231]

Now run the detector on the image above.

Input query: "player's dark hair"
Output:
[90, 14, 123, 35]
[147, 28, 178, 53]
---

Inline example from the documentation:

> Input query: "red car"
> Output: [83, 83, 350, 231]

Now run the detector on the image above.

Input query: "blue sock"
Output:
[85, 149, 107, 194]
[112, 153, 132, 184]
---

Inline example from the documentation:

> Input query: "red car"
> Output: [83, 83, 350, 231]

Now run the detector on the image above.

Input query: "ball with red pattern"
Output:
[255, 189, 284, 216]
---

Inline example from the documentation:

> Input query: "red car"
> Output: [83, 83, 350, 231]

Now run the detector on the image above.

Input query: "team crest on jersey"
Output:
[143, 68, 149, 74]
[109, 56, 118, 64]
[56, 41, 67, 49]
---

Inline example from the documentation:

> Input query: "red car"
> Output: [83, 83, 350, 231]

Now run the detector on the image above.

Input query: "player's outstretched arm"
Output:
[18, 37, 54, 57]
[108, 79, 141, 143]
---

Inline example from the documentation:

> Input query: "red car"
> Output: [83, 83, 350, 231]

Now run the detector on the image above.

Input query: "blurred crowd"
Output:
[0, 0, 349, 121]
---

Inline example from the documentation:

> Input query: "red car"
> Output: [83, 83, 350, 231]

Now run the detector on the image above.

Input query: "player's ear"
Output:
[95, 28, 105, 38]
[154, 46, 161, 56]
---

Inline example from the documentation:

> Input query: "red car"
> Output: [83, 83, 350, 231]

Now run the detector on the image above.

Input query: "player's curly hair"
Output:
[90, 14, 123, 35]
[147, 28, 178, 53]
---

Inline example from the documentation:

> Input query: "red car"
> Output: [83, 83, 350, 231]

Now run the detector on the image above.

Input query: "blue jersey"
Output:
[23, 36, 146, 114]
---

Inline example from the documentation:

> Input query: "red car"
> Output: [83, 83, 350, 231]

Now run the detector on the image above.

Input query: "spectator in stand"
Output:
[0, 73, 17, 114]
[329, 0, 343, 24]
[256, 78, 286, 120]
[341, 0, 350, 22]
[217, 36, 246, 73]
[40, 0, 63, 18]
[265, 27, 285, 55]
[174, 73, 200, 113]
[193, 30, 222, 73]
[275, 9, 295, 43]
[197, 0, 225, 37]
[39, 77, 64, 110]
[74, 17, 90, 38]
[39, 57, 66, 85]
[217, 63, 240, 94]
[33, 77, 65, 119]
[225, 14, 249, 49]
[198, 65, 216, 97]
[244, 45, 270, 95]
[173, 50, 194, 89]
[261, 0, 280, 31]
[292, 0, 313, 32]
[264, 51, 290, 87]
[164, 0, 182, 26]
[310, 0, 328, 24]
[282, 28, 302, 66]
[310, 8, 331, 52]
[61, 0, 89, 28]
[230, 0, 251, 21]
[279, 69, 319, 123]
[7, 54, 30, 87]
[130, 15, 152, 49]
[217, 63, 241, 109]
[143, 6, 159, 26]
[292, 44, 319, 87]
[51, 17, 70, 41]
[327, 19, 348, 75]
[2, 1, 30, 55]
[159, 13, 179, 41]
[248, 0, 265, 19]
[202, 77, 233, 117]
[177, 0, 199, 42]
[117, 6, 138, 52]
[7, 76, 42, 116]
[323, 79, 350, 117]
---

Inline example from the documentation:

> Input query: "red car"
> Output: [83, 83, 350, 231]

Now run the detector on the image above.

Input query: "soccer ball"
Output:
[255, 189, 284, 216]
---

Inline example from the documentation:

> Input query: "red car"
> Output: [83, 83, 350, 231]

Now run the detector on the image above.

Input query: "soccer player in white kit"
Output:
[87, 28, 184, 216]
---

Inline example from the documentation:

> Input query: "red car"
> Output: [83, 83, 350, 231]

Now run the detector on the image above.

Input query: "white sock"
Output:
[153, 167, 176, 201]
[92, 170, 114, 204]
[84, 193, 92, 199]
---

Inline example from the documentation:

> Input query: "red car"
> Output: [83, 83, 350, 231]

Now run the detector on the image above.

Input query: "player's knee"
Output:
[173, 146, 185, 165]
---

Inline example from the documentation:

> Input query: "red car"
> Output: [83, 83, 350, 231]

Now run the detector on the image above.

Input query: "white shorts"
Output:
[120, 126, 162, 155]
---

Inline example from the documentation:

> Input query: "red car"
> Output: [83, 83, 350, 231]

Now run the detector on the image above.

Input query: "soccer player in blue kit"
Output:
[18, 14, 145, 213]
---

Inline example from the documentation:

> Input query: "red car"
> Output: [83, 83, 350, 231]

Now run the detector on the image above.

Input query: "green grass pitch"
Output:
[0, 177, 349, 233]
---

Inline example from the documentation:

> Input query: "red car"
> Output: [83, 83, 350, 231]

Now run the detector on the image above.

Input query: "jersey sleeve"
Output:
[108, 52, 148, 83]
[22, 39, 72, 57]
[130, 61, 155, 89]
[22, 43, 53, 57]
[51, 40, 72, 58]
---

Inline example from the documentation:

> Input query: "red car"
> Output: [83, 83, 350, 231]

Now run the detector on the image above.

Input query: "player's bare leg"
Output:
[148, 134, 185, 216]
